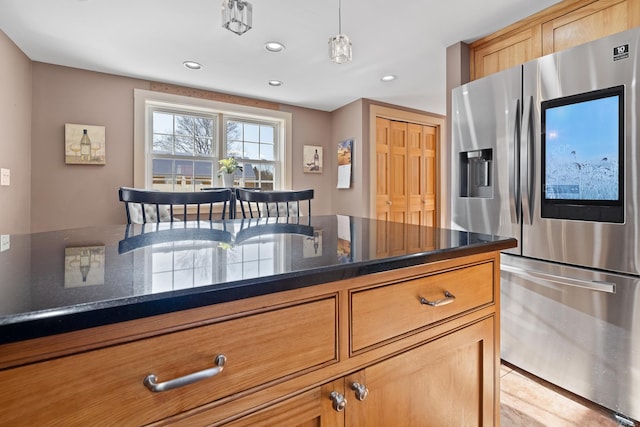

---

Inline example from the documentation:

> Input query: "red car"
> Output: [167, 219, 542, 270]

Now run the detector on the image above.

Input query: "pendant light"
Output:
[222, 0, 252, 36]
[328, 0, 352, 64]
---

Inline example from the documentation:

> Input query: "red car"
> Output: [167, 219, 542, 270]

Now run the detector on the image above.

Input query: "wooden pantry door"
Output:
[376, 117, 437, 227]
[408, 123, 436, 227]
[375, 117, 392, 222]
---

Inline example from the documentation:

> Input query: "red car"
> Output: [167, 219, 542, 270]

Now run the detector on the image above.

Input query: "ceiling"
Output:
[0, 0, 563, 114]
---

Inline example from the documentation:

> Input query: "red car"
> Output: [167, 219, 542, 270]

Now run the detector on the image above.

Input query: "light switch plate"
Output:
[0, 234, 9, 252]
[0, 168, 10, 186]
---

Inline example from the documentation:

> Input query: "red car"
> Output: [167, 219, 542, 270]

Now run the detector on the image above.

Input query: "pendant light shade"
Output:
[222, 0, 252, 36]
[329, 0, 352, 63]
[329, 34, 352, 64]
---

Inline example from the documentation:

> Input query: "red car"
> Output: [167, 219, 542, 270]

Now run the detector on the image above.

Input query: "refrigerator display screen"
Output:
[541, 85, 624, 222]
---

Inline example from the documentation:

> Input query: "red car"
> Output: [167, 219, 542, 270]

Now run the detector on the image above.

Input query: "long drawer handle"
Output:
[500, 264, 616, 293]
[143, 354, 227, 393]
[420, 291, 455, 307]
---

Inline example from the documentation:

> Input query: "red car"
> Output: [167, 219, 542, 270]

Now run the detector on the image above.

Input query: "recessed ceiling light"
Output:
[381, 75, 397, 82]
[265, 42, 285, 53]
[268, 80, 283, 87]
[183, 61, 202, 70]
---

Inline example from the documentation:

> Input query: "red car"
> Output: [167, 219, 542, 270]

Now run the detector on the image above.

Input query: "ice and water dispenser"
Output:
[459, 149, 493, 198]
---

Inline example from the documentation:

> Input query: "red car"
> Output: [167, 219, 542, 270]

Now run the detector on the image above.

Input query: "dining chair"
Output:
[118, 187, 233, 224]
[201, 186, 261, 219]
[235, 188, 314, 219]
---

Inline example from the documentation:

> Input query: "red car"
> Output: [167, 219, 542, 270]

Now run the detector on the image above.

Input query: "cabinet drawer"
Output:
[351, 262, 494, 352]
[0, 297, 337, 426]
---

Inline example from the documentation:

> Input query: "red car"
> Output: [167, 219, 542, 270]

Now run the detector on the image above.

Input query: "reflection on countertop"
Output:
[0, 215, 516, 344]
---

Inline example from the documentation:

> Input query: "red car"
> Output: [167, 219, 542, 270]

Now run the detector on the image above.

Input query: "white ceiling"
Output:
[0, 0, 563, 114]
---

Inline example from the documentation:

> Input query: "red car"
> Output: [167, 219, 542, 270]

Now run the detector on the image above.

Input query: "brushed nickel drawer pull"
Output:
[143, 354, 227, 393]
[420, 291, 455, 307]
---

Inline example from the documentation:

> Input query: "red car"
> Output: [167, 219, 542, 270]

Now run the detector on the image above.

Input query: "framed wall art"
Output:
[303, 145, 323, 173]
[65, 123, 106, 165]
[336, 138, 353, 189]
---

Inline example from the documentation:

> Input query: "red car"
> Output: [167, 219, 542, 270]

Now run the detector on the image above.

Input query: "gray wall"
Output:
[0, 30, 32, 234]
[330, 99, 367, 217]
[3, 54, 334, 233]
[31, 63, 148, 232]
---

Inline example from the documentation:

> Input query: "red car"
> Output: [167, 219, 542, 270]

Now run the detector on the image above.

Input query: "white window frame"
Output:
[223, 115, 280, 190]
[133, 89, 292, 190]
[148, 106, 218, 192]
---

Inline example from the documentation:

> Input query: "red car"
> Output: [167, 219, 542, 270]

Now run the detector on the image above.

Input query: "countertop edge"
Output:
[0, 237, 516, 345]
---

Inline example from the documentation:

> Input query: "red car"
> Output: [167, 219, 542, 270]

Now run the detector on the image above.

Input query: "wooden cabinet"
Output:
[220, 379, 344, 427]
[471, 26, 542, 80]
[350, 260, 494, 352]
[271, 317, 496, 427]
[470, 0, 640, 80]
[344, 317, 495, 427]
[0, 297, 338, 426]
[0, 251, 501, 426]
[541, 0, 640, 55]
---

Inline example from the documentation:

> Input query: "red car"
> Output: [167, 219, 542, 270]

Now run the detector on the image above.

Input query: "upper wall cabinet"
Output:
[470, 0, 640, 80]
[471, 26, 542, 80]
[541, 0, 640, 55]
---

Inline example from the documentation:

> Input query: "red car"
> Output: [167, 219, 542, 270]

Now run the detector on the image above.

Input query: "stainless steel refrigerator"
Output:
[451, 27, 640, 422]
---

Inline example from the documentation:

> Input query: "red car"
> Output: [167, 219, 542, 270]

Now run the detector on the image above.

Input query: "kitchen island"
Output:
[0, 215, 516, 426]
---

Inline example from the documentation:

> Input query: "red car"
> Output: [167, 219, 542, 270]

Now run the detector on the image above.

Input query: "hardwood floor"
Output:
[500, 362, 637, 427]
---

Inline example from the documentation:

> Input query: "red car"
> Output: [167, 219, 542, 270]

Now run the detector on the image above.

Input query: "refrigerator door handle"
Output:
[509, 99, 521, 224]
[501, 264, 616, 293]
[520, 96, 534, 225]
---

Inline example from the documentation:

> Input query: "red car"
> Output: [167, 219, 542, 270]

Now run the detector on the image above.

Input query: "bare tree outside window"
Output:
[151, 111, 216, 191]
[175, 115, 214, 156]
[148, 107, 281, 192]
[226, 121, 242, 158]
[226, 119, 277, 189]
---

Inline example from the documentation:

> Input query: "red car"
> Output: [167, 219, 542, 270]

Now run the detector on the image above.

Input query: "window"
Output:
[133, 90, 292, 290]
[150, 108, 217, 192]
[134, 89, 292, 192]
[226, 119, 277, 190]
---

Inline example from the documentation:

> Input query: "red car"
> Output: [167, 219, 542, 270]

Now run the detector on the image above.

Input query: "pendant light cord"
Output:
[338, 0, 342, 34]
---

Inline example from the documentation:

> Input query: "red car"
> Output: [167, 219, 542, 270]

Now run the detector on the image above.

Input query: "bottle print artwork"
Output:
[80, 129, 91, 161]
[304, 145, 322, 173]
[65, 124, 106, 165]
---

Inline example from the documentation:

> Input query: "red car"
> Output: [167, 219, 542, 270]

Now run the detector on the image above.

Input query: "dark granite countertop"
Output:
[0, 215, 516, 344]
